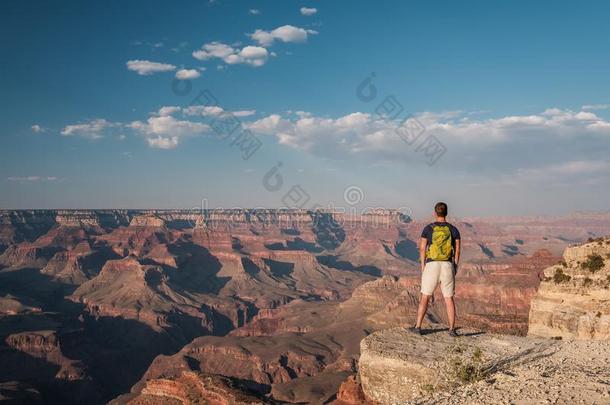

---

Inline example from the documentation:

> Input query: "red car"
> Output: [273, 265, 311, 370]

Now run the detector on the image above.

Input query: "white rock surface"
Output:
[358, 327, 557, 404]
[358, 327, 610, 405]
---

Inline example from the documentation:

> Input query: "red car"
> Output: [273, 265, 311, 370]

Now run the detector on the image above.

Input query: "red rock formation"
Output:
[0, 210, 57, 246]
[0, 294, 41, 315]
[41, 241, 97, 284]
[140, 334, 342, 393]
[70, 256, 223, 333]
[114, 371, 266, 405]
[0, 243, 60, 268]
[96, 224, 177, 258]
[333, 375, 369, 405]
[4, 330, 87, 381]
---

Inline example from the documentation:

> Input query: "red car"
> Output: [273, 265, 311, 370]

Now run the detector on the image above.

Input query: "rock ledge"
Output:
[358, 327, 557, 404]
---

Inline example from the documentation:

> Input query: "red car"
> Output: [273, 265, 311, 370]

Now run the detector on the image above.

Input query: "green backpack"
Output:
[426, 224, 453, 261]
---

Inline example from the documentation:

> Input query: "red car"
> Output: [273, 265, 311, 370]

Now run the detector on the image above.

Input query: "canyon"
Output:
[1, 209, 609, 404]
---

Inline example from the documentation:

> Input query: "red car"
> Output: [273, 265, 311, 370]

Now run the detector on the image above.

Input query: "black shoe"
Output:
[448, 329, 458, 337]
[408, 326, 422, 336]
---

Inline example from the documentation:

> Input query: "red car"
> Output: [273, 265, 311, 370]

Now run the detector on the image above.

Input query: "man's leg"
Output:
[415, 262, 440, 329]
[444, 296, 455, 330]
[440, 262, 457, 331]
[415, 294, 431, 328]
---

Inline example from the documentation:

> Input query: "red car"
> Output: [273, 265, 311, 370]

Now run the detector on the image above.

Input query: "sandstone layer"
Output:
[114, 371, 266, 405]
[528, 236, 610, 339]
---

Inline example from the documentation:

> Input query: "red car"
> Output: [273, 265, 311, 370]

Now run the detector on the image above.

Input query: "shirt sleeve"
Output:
[421, 225, 431, 239]
[451, 225, 461, 240]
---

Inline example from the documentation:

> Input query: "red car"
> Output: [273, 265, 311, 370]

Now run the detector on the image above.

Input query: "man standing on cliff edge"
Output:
[410, 202, 461, 337]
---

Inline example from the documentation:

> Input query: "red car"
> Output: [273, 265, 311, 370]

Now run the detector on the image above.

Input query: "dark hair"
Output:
[435, 202, 448, 217]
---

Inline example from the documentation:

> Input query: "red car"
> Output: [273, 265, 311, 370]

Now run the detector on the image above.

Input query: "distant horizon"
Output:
[1, 207, 608, 222]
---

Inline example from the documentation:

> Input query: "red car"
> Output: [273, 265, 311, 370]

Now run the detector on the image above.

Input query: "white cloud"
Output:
[146, 136, 180, 149]
[519, 160, 610, 177]
[249, 8, 261, 15]
[129, 116, 209, 149]
[183, 105, 255, 117]
[126, 59, 176, 75]
[246, 107, 610, 173]
[60, 103, 254, 149]
[61, 119, 117, 139]
[233, 110, 256, 117]
[184, 105, 225, 116]
[250, 30, 275, 47]
[587, 120, 610, 131]
[250, 25, 316, 47]
[498, 160, 610, 187]
[132, 40, 166, 50]
[31, 124, 44, 133]
[582, 104, 610, 111]
[300, 7, 317, 16]
[7, 176, 58, 182]
[239, 46, 267, 59]
[175, 68, 201, 79]
[193, 42, 235, 60]
[247, 112, 383, 153]
[233, 46, 269, 66]
[416, 107, 609, 144]
[61, 105, 610, 179]
[157, 106, 181, 116]
[192, 25, 315, 67]
[193, 42, 268, 66]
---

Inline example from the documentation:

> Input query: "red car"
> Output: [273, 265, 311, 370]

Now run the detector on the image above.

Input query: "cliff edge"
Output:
[357, 326, 610, 405]
[528, 236, 610, 339]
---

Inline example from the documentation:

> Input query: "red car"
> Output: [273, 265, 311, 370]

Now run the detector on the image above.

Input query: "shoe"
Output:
[448, 329, 458, 337]
[408, 326, 422, 336]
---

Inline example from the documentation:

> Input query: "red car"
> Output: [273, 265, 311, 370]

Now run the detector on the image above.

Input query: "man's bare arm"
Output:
[454, 239, 461, 266]
[419, 237, 427, 271]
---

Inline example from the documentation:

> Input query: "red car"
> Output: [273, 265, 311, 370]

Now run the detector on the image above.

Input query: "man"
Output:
[410, 202, 461, 337]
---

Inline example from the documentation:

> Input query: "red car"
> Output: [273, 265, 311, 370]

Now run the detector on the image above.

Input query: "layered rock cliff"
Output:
[113, 371, 266, 405]
[528, 236, 610, 339]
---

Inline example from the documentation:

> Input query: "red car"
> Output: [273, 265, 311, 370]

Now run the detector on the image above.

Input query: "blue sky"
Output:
[2, 0, 610, 217]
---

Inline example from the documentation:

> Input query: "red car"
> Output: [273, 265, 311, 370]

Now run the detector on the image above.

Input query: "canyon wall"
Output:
[528, 237, 610, 339]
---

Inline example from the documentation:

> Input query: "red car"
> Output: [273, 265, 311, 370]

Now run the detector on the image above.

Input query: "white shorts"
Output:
[421, 261, 455, 297]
